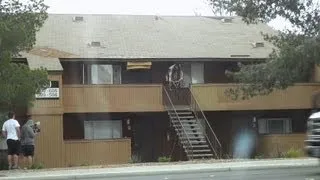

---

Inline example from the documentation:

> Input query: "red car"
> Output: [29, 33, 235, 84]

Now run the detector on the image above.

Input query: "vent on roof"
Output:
[73, 16, 84, 22]
[252, 42, 265, 48]
[221, 18, 233, 23]
[90, 41, 101, 47]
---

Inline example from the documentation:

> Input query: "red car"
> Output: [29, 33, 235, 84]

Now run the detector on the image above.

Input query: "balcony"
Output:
[63, 84, 164, 113]
[191, 83, 320, 111]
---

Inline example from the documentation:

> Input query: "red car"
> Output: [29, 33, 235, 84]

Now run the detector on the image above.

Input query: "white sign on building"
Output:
[35, 81, 60, 99]
[35, 88, 59, 99]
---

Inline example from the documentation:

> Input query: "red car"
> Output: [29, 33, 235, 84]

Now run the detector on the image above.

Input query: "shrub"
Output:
[30, 162, 44, 169]
[158, 156, 171, 162]
[80, 162, 89, 166]
[128, 154, 142, 164]
[281, 148, 304, 158]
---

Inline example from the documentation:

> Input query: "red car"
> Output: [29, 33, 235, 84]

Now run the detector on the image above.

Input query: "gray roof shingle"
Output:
[30, 14, 276, 60]
[21, 52, 63, 71]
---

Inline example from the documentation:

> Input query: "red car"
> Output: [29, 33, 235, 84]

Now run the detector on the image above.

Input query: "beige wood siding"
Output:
[192, 83, 320, 111]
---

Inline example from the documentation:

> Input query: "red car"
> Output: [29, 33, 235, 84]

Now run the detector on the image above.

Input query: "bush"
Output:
[80, 162, 89, 166]
[128, 154, 142, 164]
[254, 154, 265, 159]
[0, 161, 8, 170]
[158, 156, 171, 162]
[281, 148, 303, 158]
[30, 162, 44, 169]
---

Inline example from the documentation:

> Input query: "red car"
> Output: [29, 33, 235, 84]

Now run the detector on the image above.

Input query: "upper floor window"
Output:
[88, 64, 121, 84]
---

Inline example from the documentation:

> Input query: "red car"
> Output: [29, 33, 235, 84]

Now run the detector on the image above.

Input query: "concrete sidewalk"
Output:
[0, 158, 318, 180]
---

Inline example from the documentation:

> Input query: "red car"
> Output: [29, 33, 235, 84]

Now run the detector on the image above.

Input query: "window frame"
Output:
[258, 118, 292, 135]
[86, 64, 122, 85]
[84, 120, 123, 140]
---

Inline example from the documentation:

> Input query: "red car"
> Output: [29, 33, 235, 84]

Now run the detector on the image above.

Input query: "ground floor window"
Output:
[63, 113, 124, 140]
[84, 120, 122, 140]
[258, 118, 292, 134]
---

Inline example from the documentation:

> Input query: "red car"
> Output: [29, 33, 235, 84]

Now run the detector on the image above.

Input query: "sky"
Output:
[43, 0, 303, 31]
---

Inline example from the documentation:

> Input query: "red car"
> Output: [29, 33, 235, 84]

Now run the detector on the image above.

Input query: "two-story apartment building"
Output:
[17, 14, 318, 168]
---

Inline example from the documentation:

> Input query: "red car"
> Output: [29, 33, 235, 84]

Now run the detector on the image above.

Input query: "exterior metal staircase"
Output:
[163, 86, 222, 160]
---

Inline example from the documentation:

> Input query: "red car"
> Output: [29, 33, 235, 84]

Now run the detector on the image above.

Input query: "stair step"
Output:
[186, 140, 207, 144]
[171, 116, 194, 119]
[191, 154, 214, 157]
[169, 112, 193, 115]
[190, 149, 212, 153]
[167, 106, 191, 111]
[176, 132, 203, 137]
[180, 136, 205, 140]
[172, 120, 197, 123]
[185, 145, 209, 148]
[185, 131, 203, 134]
[173, 124, 198, 127]
[175, 127, 200, 131]
[175, 127, 200, 130]
[181, 124, 199, 126]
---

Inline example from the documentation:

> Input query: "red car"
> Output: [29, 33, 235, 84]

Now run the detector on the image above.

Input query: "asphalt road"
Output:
[89, 167, 320, 180]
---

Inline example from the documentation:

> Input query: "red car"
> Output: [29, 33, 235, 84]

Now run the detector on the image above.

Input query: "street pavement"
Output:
[0, 158, 319, 180]
[85, 167, 320, 180]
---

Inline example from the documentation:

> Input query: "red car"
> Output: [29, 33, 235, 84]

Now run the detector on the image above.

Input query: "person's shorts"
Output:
[6, 139, 20, 156]
[21, 145, 34, 157]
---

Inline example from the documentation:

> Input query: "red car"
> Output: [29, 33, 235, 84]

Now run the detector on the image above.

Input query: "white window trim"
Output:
[84, 120, 122, 140]
[258, 118, 292, 135]
[87, 64, 122, 85]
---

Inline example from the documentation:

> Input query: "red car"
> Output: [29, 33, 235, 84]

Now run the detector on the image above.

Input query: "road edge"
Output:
[1, 159, 319, 180]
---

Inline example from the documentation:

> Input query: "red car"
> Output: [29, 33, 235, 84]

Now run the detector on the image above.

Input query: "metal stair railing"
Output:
[188, 87, 222, 159]
[162, 86, 194, 160]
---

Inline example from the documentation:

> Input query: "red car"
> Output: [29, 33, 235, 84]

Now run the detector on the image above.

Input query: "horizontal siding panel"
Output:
[63, 84, 164, 113]
[257, 134, 306, 157]
[64, 139, 131, 166]
[192, 83, 320, 111]
[33, 115, 64, 168]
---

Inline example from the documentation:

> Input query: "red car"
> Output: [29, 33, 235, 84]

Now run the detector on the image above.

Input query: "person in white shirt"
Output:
[2, 112, 20, 170]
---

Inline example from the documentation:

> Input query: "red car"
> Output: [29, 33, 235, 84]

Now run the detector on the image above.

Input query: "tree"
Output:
[0, 0, 49, 119]
[209, 0, 320, 100]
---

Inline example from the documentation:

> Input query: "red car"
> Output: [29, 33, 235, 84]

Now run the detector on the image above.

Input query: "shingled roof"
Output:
[29, 14, 276, 60]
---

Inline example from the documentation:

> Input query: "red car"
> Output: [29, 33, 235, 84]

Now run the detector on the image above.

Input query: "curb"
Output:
[0, 159, 319, 180]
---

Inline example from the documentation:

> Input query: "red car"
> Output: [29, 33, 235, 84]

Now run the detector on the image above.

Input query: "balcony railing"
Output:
[191, 83, 320, 111]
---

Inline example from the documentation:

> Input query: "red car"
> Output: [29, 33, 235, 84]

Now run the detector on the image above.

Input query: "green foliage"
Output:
[0, 0, 48, 55]
[281, 148, 304, 158]
[254, 154, 265, 159]
[0, 0, 49, 114]
[209, 0, 320, 99]
[0, 159, 9, 170]
[30, 162, 45, 169]
[0, 53, 49, 113]
[128, 154, 142, 164]
[158, 156, 171, 162]
[79, 162, 90, 166]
